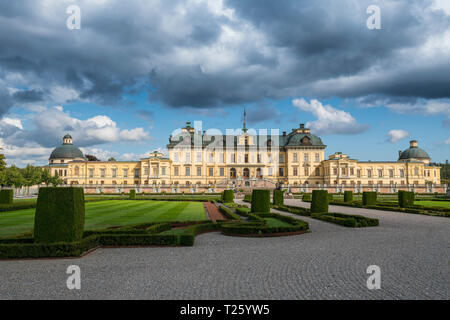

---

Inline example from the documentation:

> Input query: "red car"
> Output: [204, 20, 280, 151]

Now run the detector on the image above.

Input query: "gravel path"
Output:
[0, 199, 448, 300]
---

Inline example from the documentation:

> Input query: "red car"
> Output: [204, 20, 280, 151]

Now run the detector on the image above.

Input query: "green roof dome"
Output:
[285, 132, 325, 147]
[49, 135, 84, 160]
[398, 141, 430, 160]
[50, 144, 84, 160]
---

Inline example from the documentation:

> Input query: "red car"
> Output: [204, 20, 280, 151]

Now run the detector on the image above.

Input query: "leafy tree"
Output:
[0, 153, 6, 171]
[50, 172, 64, 187]
[108, 157, 117, 161]
[5, 166, 25, 188]
[85, 154, 100, 161]
[22, 165, 43, 194]
[41, 169, 53, 186]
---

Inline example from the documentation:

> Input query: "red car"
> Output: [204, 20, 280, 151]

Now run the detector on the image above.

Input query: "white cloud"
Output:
[1, 117, 23, 129]
[292, 98, 368, 135]
[79, 147, 119, 161]
[444, 138, 450, 145]
[387, 130, 410, 143]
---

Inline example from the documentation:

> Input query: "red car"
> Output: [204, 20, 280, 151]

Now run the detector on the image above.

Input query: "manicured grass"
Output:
[415, 201, 450, 208]
[263, 218, 293, 228]
[0, 200, 206, 238]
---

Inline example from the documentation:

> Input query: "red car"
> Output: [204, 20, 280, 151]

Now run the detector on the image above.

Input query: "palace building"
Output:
[44, 122, 444, 194]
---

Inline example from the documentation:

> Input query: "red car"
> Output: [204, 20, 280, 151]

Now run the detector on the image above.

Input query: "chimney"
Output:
[283, 131, 286, 136]
[410, 140, 418, 148]
[300, 124, 305, 129]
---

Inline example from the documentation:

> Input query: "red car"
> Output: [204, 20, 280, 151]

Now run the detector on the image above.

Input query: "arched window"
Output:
[243, 168, 250, 178]
[74, 166, 79, 176]
[230, 168, 237, 179]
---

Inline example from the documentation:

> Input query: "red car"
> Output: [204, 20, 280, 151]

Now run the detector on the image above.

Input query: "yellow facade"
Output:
[44, 124, 442, 193]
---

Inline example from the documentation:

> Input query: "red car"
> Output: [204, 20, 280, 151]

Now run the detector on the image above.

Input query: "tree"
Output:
[0, 152, 6, 171]
[41, 169, 53, 186]
[108, 157, 116, 162]
[22, 165, 42, 194]
[5, 166, 25, 188]
[85, 154, 100, 161]
[50, 172, 64, 187]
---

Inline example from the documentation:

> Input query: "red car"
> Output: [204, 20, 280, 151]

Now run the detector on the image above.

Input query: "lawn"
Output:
[0, 200, 206, 238]
[414, 201, 450, 208]
[263, 218, 293, 228]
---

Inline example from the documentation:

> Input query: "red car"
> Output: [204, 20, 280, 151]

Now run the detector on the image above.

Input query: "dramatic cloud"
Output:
[387, 130, 410, 143]
[0, 0, 448, 117]
[292, 98, 368, 135]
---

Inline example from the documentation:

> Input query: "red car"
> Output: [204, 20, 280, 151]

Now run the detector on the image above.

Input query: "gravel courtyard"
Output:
[0, 200, 449, 300]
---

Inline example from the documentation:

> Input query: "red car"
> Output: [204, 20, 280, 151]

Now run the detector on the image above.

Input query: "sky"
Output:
[0, 0, 449, 167]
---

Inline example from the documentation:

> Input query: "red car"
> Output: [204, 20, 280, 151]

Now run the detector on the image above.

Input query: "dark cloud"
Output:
[245, 105, 281, 124]
[0, 0, 448, 116]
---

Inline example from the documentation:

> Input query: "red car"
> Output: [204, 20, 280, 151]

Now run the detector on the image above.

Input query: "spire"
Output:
[243, 107, 248, 133]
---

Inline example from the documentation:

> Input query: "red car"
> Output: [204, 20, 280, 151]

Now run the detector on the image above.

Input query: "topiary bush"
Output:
[302, 194, 311, 201]
[251, 190, 271, 213]
[310, 190, 329, 214]
[222, 190, 234, 202]
[34, 187, 85, 244]
[328, 193, 333, 202]
[398, 191, 414, 208]
[273, 190, 284, 206]
[129, 189, 136, 199]
[0, 189, 13, 204]
[362, 192, 377, 206]
[344, 191, 353, 203]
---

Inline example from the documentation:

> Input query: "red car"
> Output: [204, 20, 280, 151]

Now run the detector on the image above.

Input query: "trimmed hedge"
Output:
[244, 194, 252, 202]
[398, 191, 414, 208]
[302, 194, 311, 201]
[310, 190, 329, 214]
[0, 189, 13, 204]
[34, 187, 85, 244]
[344, 191, 353, 203]
[0, 202, 36, 212]
[236, 207, 251, 217]
[273, 205, 311, 217]
[251, 190, 271, 213]
[362, 192, 377, 206]
[273, 190, 284, 206]
[219, 205, 241, 220]
[222, 190, 234, 202]
[312, 212, 379, 228]
[129, 189, 136, 199]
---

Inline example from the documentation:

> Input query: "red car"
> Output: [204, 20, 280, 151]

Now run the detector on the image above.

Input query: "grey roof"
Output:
[399, 147, 430, 160]
[49, 144, 84, 160]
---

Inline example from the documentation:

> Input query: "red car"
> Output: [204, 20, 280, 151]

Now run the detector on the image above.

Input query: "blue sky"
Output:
[0, 0, 449, 166]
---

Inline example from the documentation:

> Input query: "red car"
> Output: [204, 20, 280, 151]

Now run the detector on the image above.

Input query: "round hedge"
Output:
[273, 190, 284, 206]
[251, 190, 271, 213]
[344, 191, 353, 203]
[222, 190, 234, 202]
[310, 190, 329, 214]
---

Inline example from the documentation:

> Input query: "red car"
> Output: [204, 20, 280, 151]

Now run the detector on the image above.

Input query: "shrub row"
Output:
[311, 212, 379, 228]
[218, 205, 241, 220]
[0, 203, 37, 212]
[272, 205, 311, 217]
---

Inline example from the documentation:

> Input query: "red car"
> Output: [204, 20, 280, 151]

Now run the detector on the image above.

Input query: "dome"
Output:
[398, 140, 430, 161]
[285, 132, 325, 147]
[63, 133, 72, 139]
[49, 144, 84, 160]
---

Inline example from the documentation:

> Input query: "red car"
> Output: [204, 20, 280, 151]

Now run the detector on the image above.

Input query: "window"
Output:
[333, 168, 337, 175]
[112, 168, 117, 178]
[315, 153, 320, 163]
[123, 169, 128, 178]
[279, 167, 284, 176]
[174, 167, 179, 176]
[144, 167, 149, 175]
[161, 167, 166, 175]
[100, 169, 106, 178]
[279, 154, 284, 163]
[305, 167, 309, 176]
[245, 154, 249, 163]
[341, 168, 346, 175]
[185, 152, 191, 163]
[414, 167, 419, 176]
[350, 168, 354, 175]
[134, 169, 140, 178]
[153, 167, 158, 176]
[74, 166, 79, 176]
[367, 169, 372, 178]
[304, 154, 309, 163]
[220, 168, 225, 177]
[378, 170, 383, 178]
[389, 170, 394, 178]
[357, 169, 361, 178]
[208, 168, 214, 177]
[268, 167, 273, 176]
[293, 153, 298, 162]
[400, 169, 405, 178]
[196, 152, 202, 162]
[293, 167, 298, 176]
[197, 166, 202, 176]
[185, 167, 190, 176]
[257, 154, 262, 163]
[89, 168, 94, 178]
[315, 167, 320, 176]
